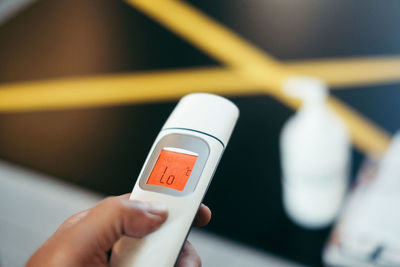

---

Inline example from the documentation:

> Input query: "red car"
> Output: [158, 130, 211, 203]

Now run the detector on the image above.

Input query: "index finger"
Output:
[193, 204, 211, 227]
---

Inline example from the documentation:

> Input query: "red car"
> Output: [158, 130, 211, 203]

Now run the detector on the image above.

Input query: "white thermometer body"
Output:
[111, 93, 239, 267]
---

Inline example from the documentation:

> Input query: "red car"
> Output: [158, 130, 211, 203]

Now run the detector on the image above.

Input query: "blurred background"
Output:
[1, 0, 400, 266]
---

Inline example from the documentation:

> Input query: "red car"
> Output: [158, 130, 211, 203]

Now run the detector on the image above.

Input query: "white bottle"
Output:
[280, 77, 351, 229]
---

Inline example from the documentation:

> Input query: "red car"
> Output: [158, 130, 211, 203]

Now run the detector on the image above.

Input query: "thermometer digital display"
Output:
[111, 93, 239, 267]
[146, 148, 198, 191]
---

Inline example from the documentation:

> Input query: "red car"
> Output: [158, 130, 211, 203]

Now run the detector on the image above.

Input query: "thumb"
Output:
[71, 196, 168, 252]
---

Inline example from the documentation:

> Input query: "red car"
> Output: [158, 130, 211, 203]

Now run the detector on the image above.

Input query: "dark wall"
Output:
[0, 1, 399, 265]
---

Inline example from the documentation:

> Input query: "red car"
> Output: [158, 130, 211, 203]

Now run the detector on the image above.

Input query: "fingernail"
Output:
[146, 203, 168, 216]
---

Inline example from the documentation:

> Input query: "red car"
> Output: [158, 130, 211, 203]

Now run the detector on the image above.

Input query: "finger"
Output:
[176, 241, 201, 267]
[70, 195, 168, 251]
[193, 204, 211, 227]
[57, 194, 130, 232]
[57, 210, 89, 232]
[117, 193, 131, 199]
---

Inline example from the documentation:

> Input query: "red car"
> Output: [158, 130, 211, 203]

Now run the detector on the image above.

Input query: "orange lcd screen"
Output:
[146, 149, 198, 191]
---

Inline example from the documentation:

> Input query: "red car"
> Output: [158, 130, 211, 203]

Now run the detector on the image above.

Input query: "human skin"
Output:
[26, 194, 211, 267]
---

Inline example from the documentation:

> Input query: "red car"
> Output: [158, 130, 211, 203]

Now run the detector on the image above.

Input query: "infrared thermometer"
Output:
[110, 93, 239, 267]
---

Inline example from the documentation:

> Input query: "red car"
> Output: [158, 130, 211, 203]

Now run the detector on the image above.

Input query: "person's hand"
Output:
[26, 194, 211, 267]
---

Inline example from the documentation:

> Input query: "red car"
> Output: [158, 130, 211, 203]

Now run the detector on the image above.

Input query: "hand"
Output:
[26, 194, 211, 267]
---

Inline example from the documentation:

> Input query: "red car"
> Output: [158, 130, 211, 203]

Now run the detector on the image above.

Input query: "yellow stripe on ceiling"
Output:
[126, 0, 391, 157]
[0, 66, 390, 156]
[125, 0, 288, 85]
[0, 68, 261, 112]
[286, 56, 400, 87]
